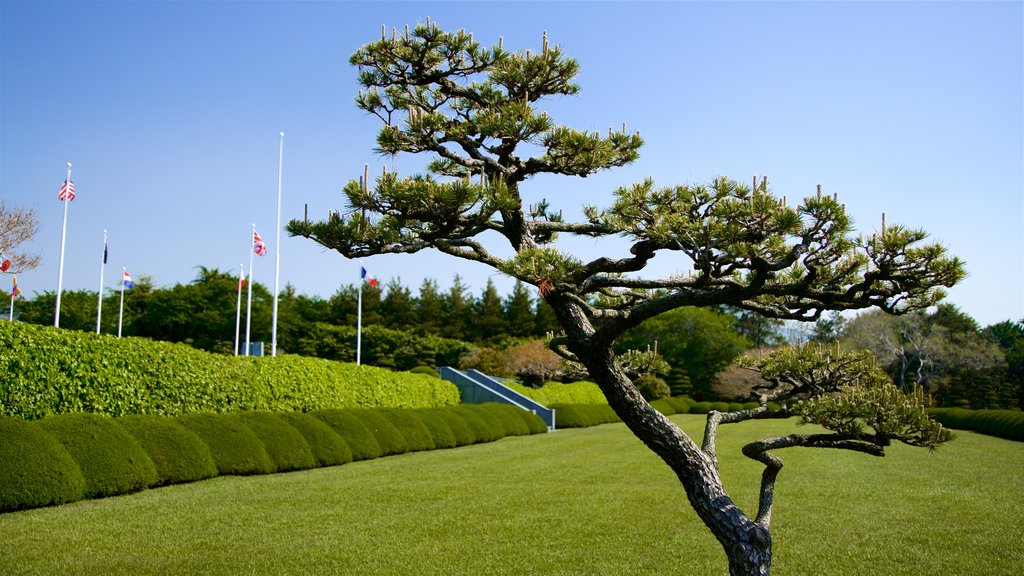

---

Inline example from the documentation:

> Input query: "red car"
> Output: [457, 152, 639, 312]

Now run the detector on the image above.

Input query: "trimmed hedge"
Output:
[473, 404, 531, 437]
[378, 409, 437, 452]
[37, 413, 157, 498]
[504, 380, 607, 405]
[505, 406, 549, 434]
[551, 404, 622, 429]
[349, 410, 409, 456]
[408, 409, 457, 449]
[233, 412, 316, 472]
[927, 408, 1024, 442]
[117, 414, 217, 486]
[428, 408, 477, 446]
[0, 322, 460, 420]
[279, 412, 353, 467]
[650, 398, 677, 415]
[0, 415, 85, 512]
[310, 409, 383, 461]
[448, 405, 502, 443]
[177, 413, 274, 476]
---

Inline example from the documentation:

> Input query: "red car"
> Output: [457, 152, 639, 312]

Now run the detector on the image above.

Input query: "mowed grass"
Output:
[2, 415, 1022, 575]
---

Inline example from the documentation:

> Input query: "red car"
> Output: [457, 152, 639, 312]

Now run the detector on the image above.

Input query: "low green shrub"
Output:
[409, 409, 457, 449]
[428, 408, 477, 446]
[651, 398, 676, 415]
[310, 410, 383, 461]
[0, 415, 85, 512]
[117, 414, 217, 486]
[378, 409, 436, 452]
[504, 406, 549, 434]
[690, 402, 714, 414]
[349, 410, 409, 456]
[448, 405, 501, 443]
[928, 408, 1024, 442]
[504, 380, 607, 405]
[463, 404, 529, 437]
[233, 412, 316, 472]
[0, 322, 461, 420]
[37, 413, 157, 498]
[408, 365, 440, 377]
[177, 413, 274, 476]
[663, 397, 694, 413]
[709, 402, 731, 413]
[551, 404, 622, 428]
[278, 412, 353, 467]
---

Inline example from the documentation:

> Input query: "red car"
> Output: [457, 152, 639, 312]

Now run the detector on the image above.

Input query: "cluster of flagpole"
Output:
[33, 135, 377, 361]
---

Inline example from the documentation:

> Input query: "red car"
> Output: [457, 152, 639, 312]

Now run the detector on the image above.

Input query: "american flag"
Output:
[253, 230, 268, 256]
[58, 179, 76, 202]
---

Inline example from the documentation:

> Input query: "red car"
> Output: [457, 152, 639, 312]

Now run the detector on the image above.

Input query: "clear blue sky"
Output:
[2, 1, 1021, 328]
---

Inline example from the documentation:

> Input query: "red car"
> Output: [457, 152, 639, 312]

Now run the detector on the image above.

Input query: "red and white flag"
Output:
[58, 179, 76, 202]
[253, 230, 268, 256]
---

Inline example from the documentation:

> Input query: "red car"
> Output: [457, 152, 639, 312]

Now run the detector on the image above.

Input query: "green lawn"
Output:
[2, 415, 1022, 575]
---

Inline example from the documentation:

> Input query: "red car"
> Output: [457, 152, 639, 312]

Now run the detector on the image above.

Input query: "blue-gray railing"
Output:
[439, 367, 555, 430]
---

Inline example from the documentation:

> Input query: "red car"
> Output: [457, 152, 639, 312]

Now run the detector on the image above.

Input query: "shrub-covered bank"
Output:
[0, 322, 459, 420]
[0, 404, 545, 513]
[927, 408, 1024, 441]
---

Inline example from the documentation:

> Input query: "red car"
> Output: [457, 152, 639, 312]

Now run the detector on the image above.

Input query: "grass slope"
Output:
[1, 415, 1021, 575]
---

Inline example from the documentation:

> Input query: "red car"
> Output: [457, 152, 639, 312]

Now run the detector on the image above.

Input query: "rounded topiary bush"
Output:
[377, 409, 437, 452]
[429, 408, 477, 446]
[117, 414, 217, 486]
[503, 405, 549, 434]
[232, 412, 316, 472]
[691, 402, 714, 414]
[709, 402, 731, 413]
[37, 413, 157, 499]
[408, 365, 439, 378]
[177, 413, 273, 476]
[551, 404, 594, 429]
[0, 415, 86, 512]
[349, 410, 409, 456]
[409, 409, 457, 449]
[651, 398, 677, 415]
[311, 409, 383, 461]
[448, 405, 501, 442]
[663, 397, 694, 413]
[279, 412, 353, 467]
[468, 403, 530, 437]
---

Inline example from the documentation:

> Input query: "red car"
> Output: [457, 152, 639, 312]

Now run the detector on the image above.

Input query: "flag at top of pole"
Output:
[122, 270, 134, 289]
[253, 229, 268, 256]
[58, 178, 76, 202]
[361, 266, 379, 287]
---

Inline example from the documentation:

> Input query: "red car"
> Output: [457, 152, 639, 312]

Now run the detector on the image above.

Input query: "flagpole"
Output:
[357, 266, 363, 366]
[8, 292, 13, 322]
[117, 267, 126, 339]
[54, 162, 71, 327]
[271, 132, 284, 357]
[234, 263, 244, 356]
[245, 224, 255, 356]
[96, 229, 107, 334]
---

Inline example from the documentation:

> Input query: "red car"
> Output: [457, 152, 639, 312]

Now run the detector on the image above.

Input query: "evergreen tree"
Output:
[533, 298, 560, 337]
[473, 279, 507, 342]
[380, 278, 416, 331]
[288, 23, 964, 574]
[414, 278, 445, 335]
[441, 275, 471, 340]
[504, 280, 535, 338]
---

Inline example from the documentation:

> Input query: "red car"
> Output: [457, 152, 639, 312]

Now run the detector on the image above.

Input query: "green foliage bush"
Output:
[377, 409, 436, 452]
[117, 414, 217, 486]
[663, 397, 695, 413]
[177, 413, 274, 476]
[690, 402, 714, 414]
[928, 408, 1024, 442]
[448, 405, 502, 443]
[409, 409, 457, 449]
[651, 398, 677, 415]
[278, 412, 353, 467]
[463, 404, 529, 437]
[504, 380, 606, 405]
[551, 404, 622, 429]
[0, 322, 460, 420]
[310, 409, 383, 461]
[635, 374, 671, 401]
[504, 405, 549, 434]
[349, 409, 409, 456]
[233, 412, 316, 472]
[486, 404, 540, 436]
[428, 408, 477, 446]
[0, 415, 85, 512]
[37, 413, 157, 498]
[295, 323, 470, 370]
[709, 402, 731, 413]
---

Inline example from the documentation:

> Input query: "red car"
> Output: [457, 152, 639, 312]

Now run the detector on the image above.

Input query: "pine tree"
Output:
[380, 278, 416, 331]
[440, 275, 471, 340]
[289, 23, 964, 575]
[504, 280, 535, 338]
[415, 278, 445, 335]
[474, 279, 507, 342]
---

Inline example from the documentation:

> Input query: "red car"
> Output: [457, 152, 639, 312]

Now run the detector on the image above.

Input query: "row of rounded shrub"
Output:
[551, 397, 765, 429]
[0, 403, 546, 513]
[504, 380, 607, 406]
[0, 322, 460, 420]
[927, 408, 1024, 442]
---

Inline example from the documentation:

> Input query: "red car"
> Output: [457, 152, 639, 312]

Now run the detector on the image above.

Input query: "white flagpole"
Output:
[96, 229, 107, 334]
[357, 266, 362, 366]
[117, 267, 126, 339]
[245, 224, 255, 356]
[234, 263, 244, 356]
[8, 291, 13, 322]
[54, 162, 72, 327]
[271, 131, 284, 357]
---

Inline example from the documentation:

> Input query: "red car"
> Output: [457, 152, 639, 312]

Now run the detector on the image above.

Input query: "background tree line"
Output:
[5, 267, 1020, 409]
